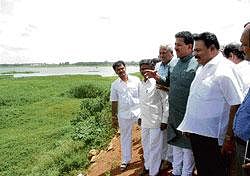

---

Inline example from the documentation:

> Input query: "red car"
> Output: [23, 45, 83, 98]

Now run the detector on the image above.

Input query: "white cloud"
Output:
[0, 0, 250, 64]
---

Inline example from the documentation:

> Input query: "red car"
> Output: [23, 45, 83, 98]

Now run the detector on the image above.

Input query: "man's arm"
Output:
[222, 104, 240, 154]
[112, 101, 118, 116]
[144, 70, 170, 87]
[111, 101, 118, 128]
[160, 93, 168, 130]
[227, 104, 240, 137]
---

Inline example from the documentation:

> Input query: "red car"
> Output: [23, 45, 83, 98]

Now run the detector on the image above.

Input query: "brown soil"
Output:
[86, 125, 171, 176]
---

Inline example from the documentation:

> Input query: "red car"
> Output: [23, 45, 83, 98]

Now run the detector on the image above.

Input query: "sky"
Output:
[0, 0, 250, 64]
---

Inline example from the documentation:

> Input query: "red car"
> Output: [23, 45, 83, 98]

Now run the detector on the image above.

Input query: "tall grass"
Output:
[0, 75, 115, 176]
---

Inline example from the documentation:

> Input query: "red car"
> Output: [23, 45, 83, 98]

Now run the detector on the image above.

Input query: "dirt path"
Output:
[86, 125, 145, 176]
[86, 125, 172, 176]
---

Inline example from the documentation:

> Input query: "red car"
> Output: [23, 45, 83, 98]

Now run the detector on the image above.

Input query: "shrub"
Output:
[70, 83, 114, 149]
[68, 84, 104, 99]
[80, 97, 104, 114]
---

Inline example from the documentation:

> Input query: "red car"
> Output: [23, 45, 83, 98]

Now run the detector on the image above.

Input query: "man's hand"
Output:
[160, 123, 167, 130]
[112, 116, 118, 128]
[144, 70, 160, 81]
[242, 163, 250, 169]
[221, 135, 235, 155]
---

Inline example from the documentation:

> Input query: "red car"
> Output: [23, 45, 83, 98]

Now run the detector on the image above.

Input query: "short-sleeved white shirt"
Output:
[178, 53, 244, 145]
[110, 75, 140, 119]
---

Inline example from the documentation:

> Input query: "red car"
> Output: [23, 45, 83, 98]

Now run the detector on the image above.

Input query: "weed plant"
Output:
[0, 75, 115, 176]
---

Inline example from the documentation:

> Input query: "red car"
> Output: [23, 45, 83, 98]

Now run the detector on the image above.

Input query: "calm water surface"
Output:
[0, 66, 139, 77]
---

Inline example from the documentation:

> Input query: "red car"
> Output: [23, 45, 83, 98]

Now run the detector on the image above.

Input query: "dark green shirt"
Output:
[167, 54, 199, 149]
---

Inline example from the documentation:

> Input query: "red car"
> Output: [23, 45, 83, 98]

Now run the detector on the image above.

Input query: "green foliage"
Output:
[0, 75, 116, 176]
[70, 83, 114, 149]
[80, 97, 104, 113]
[68, 84, 101, 98]
[67, 83, 110, 100]
[71, 109, 113, 148]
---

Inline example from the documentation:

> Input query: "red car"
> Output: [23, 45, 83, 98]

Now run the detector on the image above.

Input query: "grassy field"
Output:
[0, 75, 115, 176]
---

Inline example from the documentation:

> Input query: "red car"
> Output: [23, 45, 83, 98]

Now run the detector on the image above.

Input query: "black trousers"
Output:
[190, 133, 227, 176]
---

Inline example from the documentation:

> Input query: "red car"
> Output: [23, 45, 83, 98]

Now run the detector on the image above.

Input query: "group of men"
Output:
[110, 24, 250, 176]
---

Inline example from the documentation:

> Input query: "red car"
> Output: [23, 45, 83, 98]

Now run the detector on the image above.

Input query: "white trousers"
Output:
[142, 128, 163, 176]
[172, 146, 194, 176]
[160, 90, 172, 162]
[118, 118, 134, 164]
[162, 129, 173, 163]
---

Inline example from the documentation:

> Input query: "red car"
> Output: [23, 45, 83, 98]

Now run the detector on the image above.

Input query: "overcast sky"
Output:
[0, 0, 250, 64]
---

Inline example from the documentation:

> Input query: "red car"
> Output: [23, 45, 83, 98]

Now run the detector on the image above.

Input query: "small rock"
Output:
[89, 149, 99, 156]
[90, 155, 97, 163]
[77, 173, 85, 176]
[107, 143, 114, 151]
[88, 149, 99, 160]
[117, 129, 120, 135]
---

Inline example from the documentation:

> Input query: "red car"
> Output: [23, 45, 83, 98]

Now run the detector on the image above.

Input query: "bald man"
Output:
[233, 24, 250, 176]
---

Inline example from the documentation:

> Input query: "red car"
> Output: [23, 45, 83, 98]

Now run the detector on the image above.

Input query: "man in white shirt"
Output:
[223, 43, 250, 96]
[138, 59, 168, 176]
[178, 32, 244, 176]
[154, 45, 174, 169]
[110, 60, 140, 171]
[222, 42, 250, 175]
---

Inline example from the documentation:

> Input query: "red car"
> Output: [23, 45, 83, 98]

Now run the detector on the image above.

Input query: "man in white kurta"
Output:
[138, 59, 168, 176]
[110, 60, 140, 171]
[178, 32, 244, 176]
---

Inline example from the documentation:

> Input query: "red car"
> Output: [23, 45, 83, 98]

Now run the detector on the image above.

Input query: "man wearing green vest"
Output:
[167, 31, 198, 176]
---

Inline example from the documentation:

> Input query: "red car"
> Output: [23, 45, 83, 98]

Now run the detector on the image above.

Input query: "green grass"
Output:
[0, 75, 116, 176]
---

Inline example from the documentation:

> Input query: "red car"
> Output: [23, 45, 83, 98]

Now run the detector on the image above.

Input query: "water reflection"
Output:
[0, 66, 139, 78]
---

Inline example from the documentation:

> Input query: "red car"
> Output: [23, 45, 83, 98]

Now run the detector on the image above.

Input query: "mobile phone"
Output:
[244, 140, 250, 164]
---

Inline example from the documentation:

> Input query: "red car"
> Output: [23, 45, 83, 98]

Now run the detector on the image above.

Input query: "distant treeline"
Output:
[71, 61, 138, 66]
[0, 61, 139, 67]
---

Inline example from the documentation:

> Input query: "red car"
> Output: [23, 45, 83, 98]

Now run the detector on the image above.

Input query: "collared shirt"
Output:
[155, 61, 170, 83]
[155, 58, 178, 86]
[139, 78, 167, 128]
[233, 89, 250, 142]
[178, 53, 244, 145]
[110, 75, 140, 119]
[236, 60, 250, 96]
[155, 61, 172, 120]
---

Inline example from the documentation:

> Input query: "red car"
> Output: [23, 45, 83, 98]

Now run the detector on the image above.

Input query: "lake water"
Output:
[0, 66, 139, 78]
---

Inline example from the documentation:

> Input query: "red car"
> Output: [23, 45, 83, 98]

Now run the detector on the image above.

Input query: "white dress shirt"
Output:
[139, 78, 168, 128]
[236, 60, 250, 96]
[110, 75, 140, 119]
[178, 53, 244, 145]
